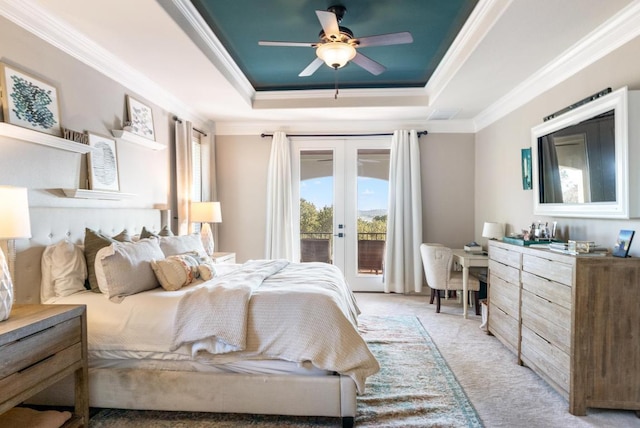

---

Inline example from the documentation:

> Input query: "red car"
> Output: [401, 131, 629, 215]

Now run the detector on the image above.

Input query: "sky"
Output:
[301, 176, 388, 212]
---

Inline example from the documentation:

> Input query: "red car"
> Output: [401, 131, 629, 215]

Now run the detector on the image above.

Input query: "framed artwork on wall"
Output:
[521, 148, 532, 190]
[87, 133, 120, 192]
[126, 95, 155, 141]
[0, 62, 62, 136]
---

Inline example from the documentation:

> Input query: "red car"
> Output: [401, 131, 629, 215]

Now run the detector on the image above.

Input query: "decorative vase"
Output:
[0, 248, 13, 321]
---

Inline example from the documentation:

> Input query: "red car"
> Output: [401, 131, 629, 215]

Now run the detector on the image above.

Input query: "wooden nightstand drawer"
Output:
[212, 252, 236, 264]
[0, 317, 81, 378]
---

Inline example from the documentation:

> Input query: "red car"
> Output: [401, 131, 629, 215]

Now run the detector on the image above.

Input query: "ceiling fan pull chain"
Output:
[334, 66, 339, 99]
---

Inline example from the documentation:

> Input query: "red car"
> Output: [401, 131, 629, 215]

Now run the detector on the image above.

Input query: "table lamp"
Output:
[482, 222, 504, 240]
[190, 201, 222, 256]
[0, 186, 32, 321]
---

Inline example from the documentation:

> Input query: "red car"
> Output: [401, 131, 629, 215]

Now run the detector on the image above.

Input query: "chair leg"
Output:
[474, 291, 480, 316]
[436, 290, 441, 313]
[430, 288, 435, 304]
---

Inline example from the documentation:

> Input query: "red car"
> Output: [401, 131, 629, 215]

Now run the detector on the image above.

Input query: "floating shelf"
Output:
[61, 189, 136, 200]
[111, 130, 165, 150]
[0, 122, 94, 153]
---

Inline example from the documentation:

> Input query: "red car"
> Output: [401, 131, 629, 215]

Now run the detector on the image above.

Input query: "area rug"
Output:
[89, 315, 482, 427]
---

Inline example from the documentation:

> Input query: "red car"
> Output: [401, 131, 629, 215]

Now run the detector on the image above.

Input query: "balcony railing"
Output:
[300, 232, 386, 274]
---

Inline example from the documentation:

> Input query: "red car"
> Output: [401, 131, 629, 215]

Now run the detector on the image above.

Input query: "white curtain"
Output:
[174, 120, 193, 235]
[265, 131, 295, 261]
[384, 130, 423, 293]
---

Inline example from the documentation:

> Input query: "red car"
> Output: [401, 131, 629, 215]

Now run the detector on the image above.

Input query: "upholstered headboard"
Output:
[14, 208, 167, 304]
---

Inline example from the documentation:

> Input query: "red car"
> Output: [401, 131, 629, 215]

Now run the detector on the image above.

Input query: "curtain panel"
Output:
[174, 120, 194, 236]
[265, 131, 295, 261]
[384, 130, 423, 294]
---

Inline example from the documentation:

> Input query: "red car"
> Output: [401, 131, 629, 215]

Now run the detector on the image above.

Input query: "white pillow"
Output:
[159, 234, 207, 258]
[95, 238, 165, 302]
[40, 241, 87, 303]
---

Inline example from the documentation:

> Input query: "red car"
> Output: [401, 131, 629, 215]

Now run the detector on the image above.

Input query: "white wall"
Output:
[475, 35, 640, 255]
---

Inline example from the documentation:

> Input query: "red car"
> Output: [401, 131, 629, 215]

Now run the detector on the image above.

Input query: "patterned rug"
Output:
[89, 316, 482, 427]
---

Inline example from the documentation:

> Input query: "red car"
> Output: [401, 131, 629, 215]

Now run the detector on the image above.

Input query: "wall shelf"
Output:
[0, 122, 94, 153]
[111, 129, 166, 150]
[61, 189, 136, 200]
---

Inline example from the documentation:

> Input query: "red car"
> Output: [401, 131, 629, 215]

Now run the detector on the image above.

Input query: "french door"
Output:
[292, 138, 390, 291]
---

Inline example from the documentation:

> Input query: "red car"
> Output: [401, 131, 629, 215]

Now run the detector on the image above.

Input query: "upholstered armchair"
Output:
[420, 243, 481, 314]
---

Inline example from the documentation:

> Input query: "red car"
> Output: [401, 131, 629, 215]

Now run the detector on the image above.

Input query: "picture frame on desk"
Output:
[612, 229, 634, 258]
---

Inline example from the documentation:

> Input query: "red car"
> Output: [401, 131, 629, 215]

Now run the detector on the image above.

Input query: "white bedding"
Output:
[52, 261, 378, 393]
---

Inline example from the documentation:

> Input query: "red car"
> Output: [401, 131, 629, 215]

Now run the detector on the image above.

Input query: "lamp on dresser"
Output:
[190, 201, 222, 256]
[482, 221, 504, 240]
[0, 186, 31, 321]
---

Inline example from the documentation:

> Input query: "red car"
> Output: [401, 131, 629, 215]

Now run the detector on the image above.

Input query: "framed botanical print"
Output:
[521, 148, 532, 190]
[0, 62, 62, 136]
[87, 133, 120, 192]
[126, 94, 155, 141]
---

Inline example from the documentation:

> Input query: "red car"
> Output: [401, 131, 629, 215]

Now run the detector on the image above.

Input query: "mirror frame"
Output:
[531, 86, 640, 219]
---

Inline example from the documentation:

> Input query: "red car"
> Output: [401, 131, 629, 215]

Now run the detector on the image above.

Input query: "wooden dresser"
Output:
[0, 304, 88, 427]
[488, 240, 640, 415]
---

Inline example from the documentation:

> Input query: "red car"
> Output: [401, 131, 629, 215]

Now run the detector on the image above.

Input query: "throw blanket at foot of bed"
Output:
[173, 260, 379, 393]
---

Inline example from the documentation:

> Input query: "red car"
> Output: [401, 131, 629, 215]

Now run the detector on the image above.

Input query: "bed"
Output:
[14, 208, 378, 427]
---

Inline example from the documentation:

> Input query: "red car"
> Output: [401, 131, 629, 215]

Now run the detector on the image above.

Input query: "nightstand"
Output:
[211, 252, 236, 264]
[0, 304, 88, 427]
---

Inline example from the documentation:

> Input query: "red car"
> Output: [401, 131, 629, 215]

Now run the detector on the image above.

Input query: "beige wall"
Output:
[215, 133, 476, 262]
[475, 35, 640, 255]
[0, 17, 171, 210]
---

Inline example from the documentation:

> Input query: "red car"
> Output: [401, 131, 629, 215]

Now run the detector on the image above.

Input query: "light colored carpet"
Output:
[355, 292, 640, 428]
[89, 313, 481, 427]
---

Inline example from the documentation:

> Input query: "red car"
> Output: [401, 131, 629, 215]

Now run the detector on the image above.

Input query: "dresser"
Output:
[488, 240, 640, 415]
[0, 304, 88, 427]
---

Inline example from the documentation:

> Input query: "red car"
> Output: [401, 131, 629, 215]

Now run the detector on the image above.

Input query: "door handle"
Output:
[334, 233, 344, 238]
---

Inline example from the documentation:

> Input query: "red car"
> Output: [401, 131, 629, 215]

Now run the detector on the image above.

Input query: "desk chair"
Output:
[420, 243, 481, 314]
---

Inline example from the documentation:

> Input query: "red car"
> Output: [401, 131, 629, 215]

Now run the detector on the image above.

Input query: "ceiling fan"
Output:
[258, 5, 413, 77]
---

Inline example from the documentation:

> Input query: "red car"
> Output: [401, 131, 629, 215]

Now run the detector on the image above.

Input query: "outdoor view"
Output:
[300, 150, 390, 275]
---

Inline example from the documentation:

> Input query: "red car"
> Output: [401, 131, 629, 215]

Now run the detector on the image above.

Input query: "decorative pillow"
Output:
[140, 225, 174, 239]
[151, 253, 200, 291]
[41, 241, 87, 302]
[84, 228, 132, 292]
[159, 233, 207, 258]
[95, 238, 165, 302]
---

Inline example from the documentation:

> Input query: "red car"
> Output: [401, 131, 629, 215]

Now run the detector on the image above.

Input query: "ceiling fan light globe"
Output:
[316, 42, 356, 69]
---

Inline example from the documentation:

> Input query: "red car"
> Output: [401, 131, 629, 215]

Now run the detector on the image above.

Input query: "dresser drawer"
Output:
[489, 259, 520, 284]
[488, 303, 519, 354]
[489, 274, 520, 317]
[521, 324, 570, 395]
[521, 289, 570, 353]
[522, 253, 572, 286]
[522, 271, 572, 310]
[490, 245, 521, 268]
[0, 317, 81, 379]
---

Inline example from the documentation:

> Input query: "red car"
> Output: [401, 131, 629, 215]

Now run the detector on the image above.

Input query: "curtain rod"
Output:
[260, 131, 428, 138]
[172, 116, 208, 136]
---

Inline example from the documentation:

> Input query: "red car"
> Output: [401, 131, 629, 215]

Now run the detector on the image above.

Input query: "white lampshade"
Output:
[190, 201, 222, 224]
[0, 186, 31, 239]
[316, 42, 356, 69]
[482, 222, 504, 240]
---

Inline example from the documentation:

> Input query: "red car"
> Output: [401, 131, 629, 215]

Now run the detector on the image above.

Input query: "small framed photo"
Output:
[126, 95, 155, 141]
[87, 133, 120, 192]
[521, 148, 532, 190]
[613, 229, 635, 258]
[0, 62, 62, 136]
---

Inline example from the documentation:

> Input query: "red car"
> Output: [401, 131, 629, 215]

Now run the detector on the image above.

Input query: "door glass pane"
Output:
[300, 150, 334, 263]
[357, 149, 390, 275]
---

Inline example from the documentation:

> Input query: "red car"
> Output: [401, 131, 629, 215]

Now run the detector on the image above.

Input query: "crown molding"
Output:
[425, 0, 512, 105]
[0, 0, 208, 125]
[254, 86, 427, 101]
[473, 0, 640, 131]
[163, 0, 255, 105]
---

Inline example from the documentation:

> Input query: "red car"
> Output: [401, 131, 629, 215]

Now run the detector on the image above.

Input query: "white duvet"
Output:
[52, 260, 379, 393]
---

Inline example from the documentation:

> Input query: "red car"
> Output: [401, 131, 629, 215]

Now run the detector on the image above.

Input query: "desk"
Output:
[452, 249, 489, 319]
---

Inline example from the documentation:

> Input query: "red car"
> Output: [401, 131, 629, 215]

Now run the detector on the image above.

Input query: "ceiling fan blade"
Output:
[356, 32, 413, 48]
[351, 52, 386, 75]
[259, 41, 316, 47]
[299, 57, 324, 77]
[316, 10, 340, 38]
